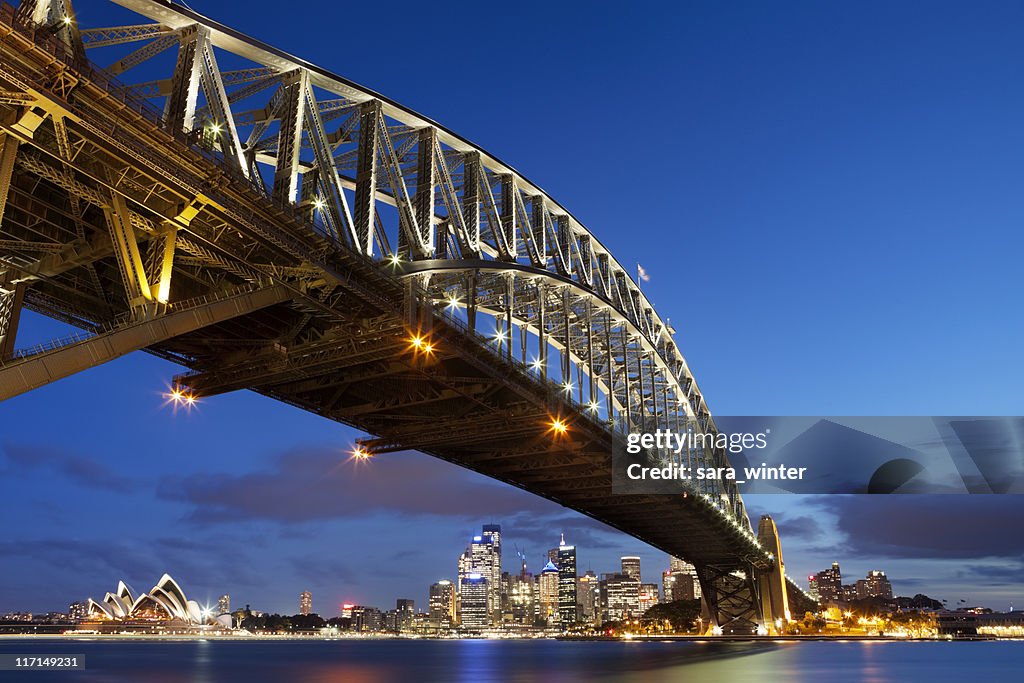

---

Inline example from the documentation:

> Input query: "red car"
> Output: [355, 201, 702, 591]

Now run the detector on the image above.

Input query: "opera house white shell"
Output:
[86, 574, 224, 626]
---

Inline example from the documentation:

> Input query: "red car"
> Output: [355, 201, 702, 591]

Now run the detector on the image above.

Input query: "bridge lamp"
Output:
[562, 381, 573, 394]
[388, 253, 402, 267]
[62, 16, 73, 25]
[445, 294, 461, 309]
[207, 122, 223, 135]
[549, 418, 568, 435]
[530, 358, 543, 370]
[350, 446, 372, 461]
[587, 401, 600, 412]
[409, 334, 435, 355]
[313, 198, 326, 211]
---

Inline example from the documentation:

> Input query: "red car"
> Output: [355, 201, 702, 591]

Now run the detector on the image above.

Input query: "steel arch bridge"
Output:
[0, 0, 810, 634]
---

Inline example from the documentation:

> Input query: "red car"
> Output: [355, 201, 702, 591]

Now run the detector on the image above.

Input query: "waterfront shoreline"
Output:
[0, 633, 1010, 642]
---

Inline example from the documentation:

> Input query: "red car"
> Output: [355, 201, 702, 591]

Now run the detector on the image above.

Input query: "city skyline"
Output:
[2, 0, 1023, 618]
[0, 508, 1001, 617]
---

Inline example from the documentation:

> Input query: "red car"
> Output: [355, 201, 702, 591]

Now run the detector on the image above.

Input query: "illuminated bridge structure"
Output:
[0, 0, 812, 634]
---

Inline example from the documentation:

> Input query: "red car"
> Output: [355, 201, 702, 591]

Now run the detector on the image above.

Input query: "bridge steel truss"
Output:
[0, 0, 806, 634]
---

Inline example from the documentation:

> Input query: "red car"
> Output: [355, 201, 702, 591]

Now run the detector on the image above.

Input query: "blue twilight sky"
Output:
[2, 0, 1023, 615]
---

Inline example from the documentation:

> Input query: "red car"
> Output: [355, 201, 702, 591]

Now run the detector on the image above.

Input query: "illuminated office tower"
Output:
[577, 570, 599, 623]
[815, 562, 842, 604]
[508, 570, 537, 627]
[667, 556, 702, 600]
[458, 528, 501, 626]
[396, 598, 415, 631]
[621, 556, 641, 581]
[351, 606, 383, 632]
[602, 573, 641, 622]
[299, 591, 312, 616]
[429, 580, 457, 627]
[865, 570, 893, 599]
[460, 574, 489, 629]
[639, 583, 659, 613]
[538, 561, 560, 625]
[217, 594, 230, 616]
[556, 534, 578, 626]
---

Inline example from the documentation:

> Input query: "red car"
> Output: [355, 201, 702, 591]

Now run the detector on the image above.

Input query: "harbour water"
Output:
[0, 638, 1020, 682]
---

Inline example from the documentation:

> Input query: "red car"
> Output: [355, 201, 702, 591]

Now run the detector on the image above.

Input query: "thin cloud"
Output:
[156, 448, 567, 524]
[2, 443, 136, 492]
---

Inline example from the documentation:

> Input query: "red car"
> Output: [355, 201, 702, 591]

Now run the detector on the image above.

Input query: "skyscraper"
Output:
[577, 570, 599, 624]
[217, 594, 230, 616]
[865, 570, 893, 599]
[556, 534, 578, 626]
[508, 569, 537, 627]
[299, 591, 312, 616]
[815, 562, 842, 604]
[601, 573, 641, 622]
[458, 526, 501, 625]
[460, 574, 489, 629]
[667, 556, 701, 600]
[396, 598, 415, 632]
[482, 524, 502, 619]
[621, 556, 641, 581]
[538, 561, 560, 625]
[429, 580, 457, 627]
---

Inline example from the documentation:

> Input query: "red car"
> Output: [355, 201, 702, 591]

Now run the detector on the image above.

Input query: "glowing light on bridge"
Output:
[313, 198, 326, 211]
[388, 253, 402, 267]
[408, 334, 434, 355]
[445, 294, 461, 309]
[164, 386, 198, 410]
[549, 418, 568, 436]
[350, 446, 373, 461]
[587, 401, 600, 413]
[562, 381, 573, 394]
[530, 358, 543, 370]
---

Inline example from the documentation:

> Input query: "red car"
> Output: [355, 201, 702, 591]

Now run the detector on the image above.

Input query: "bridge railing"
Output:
[0, 280, 273, 367]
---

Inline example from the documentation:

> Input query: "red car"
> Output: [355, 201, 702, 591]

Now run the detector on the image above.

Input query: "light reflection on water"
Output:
[0, 639, 1020, 682]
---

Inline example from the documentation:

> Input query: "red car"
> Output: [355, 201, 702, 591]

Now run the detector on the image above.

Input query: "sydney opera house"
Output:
[85, 574, 231, 631]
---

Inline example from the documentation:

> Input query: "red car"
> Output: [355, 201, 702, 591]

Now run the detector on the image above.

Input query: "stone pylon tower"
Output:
[757, 514, 791, 631]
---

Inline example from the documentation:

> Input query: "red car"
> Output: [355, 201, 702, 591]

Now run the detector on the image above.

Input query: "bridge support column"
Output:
[696, 563, 764, 636]
[103, 189, 152, 311]
[0, 281, 26, 360]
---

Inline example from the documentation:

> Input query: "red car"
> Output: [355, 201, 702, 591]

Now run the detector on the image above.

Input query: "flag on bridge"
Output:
[637, 264, 651, 283]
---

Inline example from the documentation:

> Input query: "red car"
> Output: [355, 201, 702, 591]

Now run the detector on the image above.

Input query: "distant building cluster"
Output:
[807, 562, 893, 606]
[325, 523, 697, 635]
[326, 523, 701, 634]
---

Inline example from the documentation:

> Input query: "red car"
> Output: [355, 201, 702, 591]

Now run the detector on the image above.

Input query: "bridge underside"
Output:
[0, 0, 809, 635]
